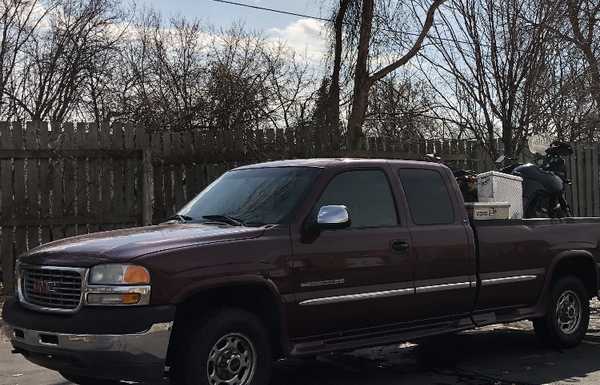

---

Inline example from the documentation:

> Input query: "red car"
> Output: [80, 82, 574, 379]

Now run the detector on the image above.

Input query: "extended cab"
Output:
[3, 159, 600, 385]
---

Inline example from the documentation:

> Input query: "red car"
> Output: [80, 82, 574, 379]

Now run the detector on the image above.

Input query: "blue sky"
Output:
[138, 0, 331, 61]
[139, 0, 328, 30]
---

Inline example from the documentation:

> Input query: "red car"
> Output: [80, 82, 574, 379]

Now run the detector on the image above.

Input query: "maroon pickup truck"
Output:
[3, 158, 600, 385]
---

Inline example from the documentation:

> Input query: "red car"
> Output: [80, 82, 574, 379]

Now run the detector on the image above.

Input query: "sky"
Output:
[139, 0, 331, 61]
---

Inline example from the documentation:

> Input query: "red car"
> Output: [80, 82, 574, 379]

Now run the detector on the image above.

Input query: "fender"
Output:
[534, 250, 599, 313]
[172, 274, 282, 304]
[171, 273, 292, 355]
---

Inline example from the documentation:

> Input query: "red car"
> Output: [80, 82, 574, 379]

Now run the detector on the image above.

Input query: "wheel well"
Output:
[167, 284, 286, 364]
[551, 257, 598, 298]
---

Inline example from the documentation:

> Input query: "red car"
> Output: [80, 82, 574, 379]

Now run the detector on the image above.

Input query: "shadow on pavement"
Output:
[271, 326, 600, 385]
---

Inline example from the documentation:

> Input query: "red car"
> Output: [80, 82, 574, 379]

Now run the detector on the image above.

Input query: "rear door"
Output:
[396, 166, 477, 321]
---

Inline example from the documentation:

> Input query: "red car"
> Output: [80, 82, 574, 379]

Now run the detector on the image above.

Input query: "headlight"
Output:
[89, 264, 150, 285]
[14, 259, 21, 297]
[87, 264, 151, 306]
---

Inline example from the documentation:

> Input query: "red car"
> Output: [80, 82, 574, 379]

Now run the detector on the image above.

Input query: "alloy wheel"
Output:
[556, 289, 582, 335]
[207, 333, 257, 385]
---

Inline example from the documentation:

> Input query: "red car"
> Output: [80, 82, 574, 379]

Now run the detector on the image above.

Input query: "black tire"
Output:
[172, 308, 272, 385]
[557, 196, 572, 218]
[60, 372, 120, 385]
[533, 276, 590, 348]
[526, 194, 549, 218]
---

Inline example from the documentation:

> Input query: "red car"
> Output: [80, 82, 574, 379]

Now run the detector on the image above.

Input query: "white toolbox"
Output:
[477, 171, 523, 219]
[465, 202, 511, 220]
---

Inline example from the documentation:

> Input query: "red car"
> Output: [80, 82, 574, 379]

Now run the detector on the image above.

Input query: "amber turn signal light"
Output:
[120, 293, 142, 304]
[124, 265, 151, 284]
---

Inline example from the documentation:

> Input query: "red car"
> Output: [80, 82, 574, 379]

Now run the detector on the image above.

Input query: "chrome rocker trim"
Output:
[300, 274, 540, 306]
[481, 275, 538, 286]
[299, 288, 413, 306]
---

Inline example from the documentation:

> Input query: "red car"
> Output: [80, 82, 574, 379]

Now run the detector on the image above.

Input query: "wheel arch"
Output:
[541, 251, 599, 305]
[167, 276, 291, 365]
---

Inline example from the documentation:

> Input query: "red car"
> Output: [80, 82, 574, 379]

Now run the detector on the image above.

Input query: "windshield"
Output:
[177, 167, 321, 226]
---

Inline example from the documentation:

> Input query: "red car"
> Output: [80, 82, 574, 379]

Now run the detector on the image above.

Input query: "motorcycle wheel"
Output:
[525, 195, 549, 218]
[554, 206, 572, 218]
[558, 197, 573, 218]
[527, 195, 571, 219]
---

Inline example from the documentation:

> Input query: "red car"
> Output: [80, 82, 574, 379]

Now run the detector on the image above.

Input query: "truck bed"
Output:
[472, 216, 600, 315]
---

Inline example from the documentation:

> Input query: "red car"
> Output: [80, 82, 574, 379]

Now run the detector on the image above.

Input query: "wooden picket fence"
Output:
[564, 143, 600, 217]
[1, 121, 600, 292]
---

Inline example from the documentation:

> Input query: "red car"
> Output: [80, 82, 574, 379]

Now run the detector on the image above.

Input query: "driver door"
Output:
[286, 168, 416, 339]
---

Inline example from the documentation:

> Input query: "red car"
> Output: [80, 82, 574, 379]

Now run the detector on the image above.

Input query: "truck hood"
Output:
[20, 224, 265, 267]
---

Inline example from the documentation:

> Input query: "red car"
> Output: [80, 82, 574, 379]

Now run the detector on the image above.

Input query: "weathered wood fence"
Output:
[1, 121, 600, 292]
[564, 144, 600, 217]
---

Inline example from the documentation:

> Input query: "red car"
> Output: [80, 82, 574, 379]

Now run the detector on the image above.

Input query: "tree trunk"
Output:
[566, 0, 600, 111]
[502, 120, 514, 159]
[581, 49, 600, 109]
[348, 76, 372, 150]
[348, 0, 374, 150]
[326, 0, 352, 150]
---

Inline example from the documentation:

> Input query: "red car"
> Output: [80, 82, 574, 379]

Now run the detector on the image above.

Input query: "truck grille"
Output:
[21, 267, 84, 311]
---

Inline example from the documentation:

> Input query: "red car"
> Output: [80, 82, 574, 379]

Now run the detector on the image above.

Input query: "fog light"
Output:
[87, 293, 141, 305]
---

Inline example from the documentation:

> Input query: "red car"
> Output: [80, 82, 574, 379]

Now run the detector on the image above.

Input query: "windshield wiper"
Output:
[202, 215, 245, 226]
[165, 214, 194, 223]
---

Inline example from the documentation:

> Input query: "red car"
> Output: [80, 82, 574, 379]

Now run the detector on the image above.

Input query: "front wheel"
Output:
[533, 276, 590, 348]
[172, 308, 272, 385]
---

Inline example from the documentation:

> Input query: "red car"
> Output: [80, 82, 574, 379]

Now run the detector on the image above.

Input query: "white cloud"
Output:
[267, 19, 328, 63]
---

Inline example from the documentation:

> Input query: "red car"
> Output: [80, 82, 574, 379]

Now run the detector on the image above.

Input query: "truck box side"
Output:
[472, 218, 600, 314]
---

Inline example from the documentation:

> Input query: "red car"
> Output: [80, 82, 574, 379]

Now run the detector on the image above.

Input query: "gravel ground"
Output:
[3, 300, 600, 385]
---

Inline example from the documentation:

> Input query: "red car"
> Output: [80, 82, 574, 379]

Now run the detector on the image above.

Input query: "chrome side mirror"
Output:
[317, 205, 350, 230]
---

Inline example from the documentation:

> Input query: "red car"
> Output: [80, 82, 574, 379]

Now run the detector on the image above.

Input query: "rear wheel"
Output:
[556, 196, 572, 218]
[172, 308, 272, 385]
[533, 276, 589, 348]
[526, 194, 550, 218]
[59, 372, 120, 385]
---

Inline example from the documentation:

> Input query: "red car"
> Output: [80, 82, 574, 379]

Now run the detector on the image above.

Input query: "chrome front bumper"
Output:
[7, 321, 173, 381]
[9, 321, 172, 354]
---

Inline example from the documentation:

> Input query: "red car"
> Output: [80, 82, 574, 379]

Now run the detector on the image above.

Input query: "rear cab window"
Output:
[397, 168, 455, 225]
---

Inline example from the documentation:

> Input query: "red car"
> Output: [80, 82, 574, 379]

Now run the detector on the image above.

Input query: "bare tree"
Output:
[260, 44, 318, 132]
[323, 0, 351, 147]
[8, 0, 124, 122]
[422, 0, 554, 158]
[0, 2, 321, 134]
[564, 0, 600, 111]
[539, 40, 599, 141]
[333, 0, 447, 150]
[121, 13, 210, 131]
[365, 72, 439, 139]
[0, 0, 52, 118]
[519, 0, 600, 140]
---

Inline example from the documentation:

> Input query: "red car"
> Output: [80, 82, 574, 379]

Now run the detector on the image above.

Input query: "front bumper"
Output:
[3, 298, 175, 382]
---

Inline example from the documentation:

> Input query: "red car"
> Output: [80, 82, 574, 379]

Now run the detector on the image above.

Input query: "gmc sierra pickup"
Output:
[3, 158, 600, 385]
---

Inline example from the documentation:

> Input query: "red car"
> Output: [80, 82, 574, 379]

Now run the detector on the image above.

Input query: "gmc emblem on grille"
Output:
[32, 280, 58, 295]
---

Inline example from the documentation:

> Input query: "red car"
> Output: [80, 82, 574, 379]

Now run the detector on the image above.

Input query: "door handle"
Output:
[391, 240, 410, 253]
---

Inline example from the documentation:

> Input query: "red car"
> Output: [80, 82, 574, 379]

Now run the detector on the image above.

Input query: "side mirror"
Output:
[317, 205, 351, 230]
